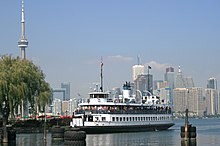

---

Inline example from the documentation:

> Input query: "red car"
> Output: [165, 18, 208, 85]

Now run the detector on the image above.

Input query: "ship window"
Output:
[130, 117, 132, 121]
[141, 117, 143, 121]
[123, 117, 125, 121]
[138, 117, 140, 121]
[102, 117, 106, 121]
[112, 117, 115, 121]
[135, 117, 137, 121]
[127, 117, 129, 121]
[120, 117, 122, 121]
[133, 117, 135, 121]
[88, 116, 93, 122]
[95, 117, 99, 121]
[143, 117, 146, 121]
[116, 117, 119, 121]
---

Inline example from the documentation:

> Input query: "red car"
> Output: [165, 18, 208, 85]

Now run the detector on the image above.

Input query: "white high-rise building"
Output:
[173, 88, 188, 113]
[188, 87, 205, 117]
[132, 65, 145, 81]
[52, 98, 62, 115]
[158, 88, 171, 104]
[173, 87, 205, 117]
[206, 77, 219, 115]
[205, 89, 218, 115]
[69, 98, 78, 116]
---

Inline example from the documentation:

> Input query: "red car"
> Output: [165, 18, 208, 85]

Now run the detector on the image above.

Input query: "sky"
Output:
[1, 0, 220, 98]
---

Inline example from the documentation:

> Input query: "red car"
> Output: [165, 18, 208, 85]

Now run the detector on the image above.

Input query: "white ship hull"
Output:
[71, 113, 174, 134]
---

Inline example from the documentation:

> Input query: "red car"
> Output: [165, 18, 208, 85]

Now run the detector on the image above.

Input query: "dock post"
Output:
[180, 109, 197, 142]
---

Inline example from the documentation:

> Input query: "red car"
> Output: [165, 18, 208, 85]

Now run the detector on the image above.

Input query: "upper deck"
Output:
[75, 88, 172, 116]
[75, 97, 172, 116]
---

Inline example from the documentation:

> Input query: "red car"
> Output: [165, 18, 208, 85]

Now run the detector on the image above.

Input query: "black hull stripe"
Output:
[76, 123, 175, 134]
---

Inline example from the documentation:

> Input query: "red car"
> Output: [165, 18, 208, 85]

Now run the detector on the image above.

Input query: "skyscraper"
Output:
[185, 77, 195, 88]
[207, 77, 217, 90]
[61, 82, 71, 101]
[134, 74, 153, 98]
[158, 87, 171, 104]
[164, 67, 175, 106]
[134, 74, 148, 96]
[188, 87, 205, 117]
[205, 89, 218, 115]
[175, 66, 186, 88]
[52, 98, 62, 115]
[173, 87, 205, 117]
[206, 77, 219, 115]
[18, 0, 28, 60]
[164, 67, 175, 90]
[132, 65, 145, 81]
[173, 88, 188, 113]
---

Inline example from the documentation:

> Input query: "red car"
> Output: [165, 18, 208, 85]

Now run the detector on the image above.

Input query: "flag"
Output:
[148, 66, 151, 69]
[101, 62, 103, 68]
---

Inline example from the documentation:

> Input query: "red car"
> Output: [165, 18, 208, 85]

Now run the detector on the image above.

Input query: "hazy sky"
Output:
[1, 0, 220, 98]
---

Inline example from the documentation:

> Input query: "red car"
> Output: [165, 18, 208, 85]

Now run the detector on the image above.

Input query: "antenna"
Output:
[137, 55, 140, 65]
[178, 66, 182, 73]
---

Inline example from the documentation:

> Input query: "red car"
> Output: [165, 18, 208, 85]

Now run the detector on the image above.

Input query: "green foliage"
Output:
[0, 55, 51, 123]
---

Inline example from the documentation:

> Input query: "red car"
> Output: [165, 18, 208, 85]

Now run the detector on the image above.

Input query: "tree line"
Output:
[0, 55, 51, 126]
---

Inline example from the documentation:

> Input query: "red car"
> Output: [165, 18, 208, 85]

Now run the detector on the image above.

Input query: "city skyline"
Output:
[1, 0, 220, 97]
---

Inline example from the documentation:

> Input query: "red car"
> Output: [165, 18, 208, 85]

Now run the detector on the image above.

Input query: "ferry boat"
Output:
[70, 82, 174, 134]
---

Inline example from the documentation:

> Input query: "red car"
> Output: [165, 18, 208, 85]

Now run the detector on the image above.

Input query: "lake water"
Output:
[2, 118, 220, 146]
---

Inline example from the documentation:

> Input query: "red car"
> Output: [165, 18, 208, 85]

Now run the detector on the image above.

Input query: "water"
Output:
[2, 118, 220, 146]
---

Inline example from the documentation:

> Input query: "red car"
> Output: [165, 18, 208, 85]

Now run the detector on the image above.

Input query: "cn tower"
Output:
[18, 0, 28, 60]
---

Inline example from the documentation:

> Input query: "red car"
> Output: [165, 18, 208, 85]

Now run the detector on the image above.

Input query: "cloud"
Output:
[145, 60, 169, 71]
[107, 55, 133, 63]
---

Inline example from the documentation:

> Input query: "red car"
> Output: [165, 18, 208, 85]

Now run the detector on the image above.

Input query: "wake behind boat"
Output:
[70, 82, 174, 134]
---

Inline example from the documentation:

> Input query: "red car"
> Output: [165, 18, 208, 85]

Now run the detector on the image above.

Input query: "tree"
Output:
[0, 55, 51, 126]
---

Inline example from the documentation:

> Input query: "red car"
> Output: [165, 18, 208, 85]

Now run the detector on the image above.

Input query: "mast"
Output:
[100, 57, 104, 92]
[147, 66, 151, 95]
